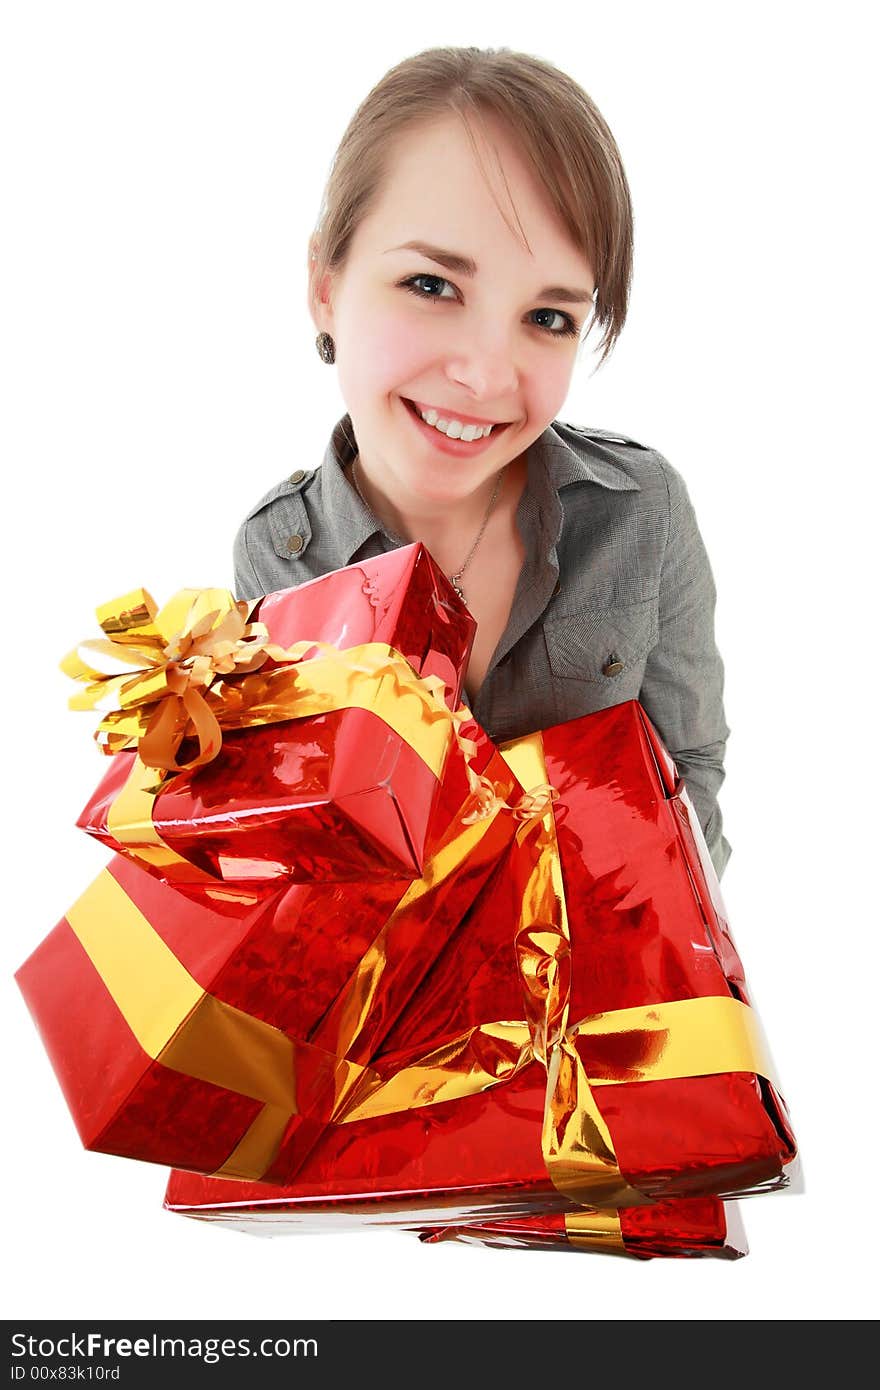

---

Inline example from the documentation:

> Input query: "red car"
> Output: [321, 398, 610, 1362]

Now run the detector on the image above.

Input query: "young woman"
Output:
[233, 46, 731, 878]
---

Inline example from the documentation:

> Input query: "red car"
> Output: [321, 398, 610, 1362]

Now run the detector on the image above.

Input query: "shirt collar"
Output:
[318, 413, 639, 565]
[537, 420, 642, 492]
[318, 415, 391, 562]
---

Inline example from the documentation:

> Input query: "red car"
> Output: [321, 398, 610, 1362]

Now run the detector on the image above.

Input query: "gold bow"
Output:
[61, 587, 290, 774]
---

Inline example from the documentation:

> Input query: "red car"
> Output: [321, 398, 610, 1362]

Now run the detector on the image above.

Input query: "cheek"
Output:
[341, 297, 433, 390]
[533, 356, 576, 420]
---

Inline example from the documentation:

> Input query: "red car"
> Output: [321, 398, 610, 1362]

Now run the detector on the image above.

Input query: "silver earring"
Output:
[315, 332, 335, 364]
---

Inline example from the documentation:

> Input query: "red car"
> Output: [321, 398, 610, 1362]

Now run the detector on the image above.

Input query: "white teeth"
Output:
[416, 404, 494, 439]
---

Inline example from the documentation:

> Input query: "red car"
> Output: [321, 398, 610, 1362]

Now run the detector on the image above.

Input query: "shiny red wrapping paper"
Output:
[418, 1199, 749, 1260]
[163, 700, 797, 1227]
[502, 700, 799, 1202]
[16, 712, 523, 1181]
[74, 544, 476, 889]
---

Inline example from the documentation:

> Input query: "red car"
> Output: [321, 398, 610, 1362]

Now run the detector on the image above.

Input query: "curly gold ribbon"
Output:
[62, 588, 286, 773]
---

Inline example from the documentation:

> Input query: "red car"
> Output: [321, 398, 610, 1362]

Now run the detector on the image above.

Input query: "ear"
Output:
[307, 240, 336, 334]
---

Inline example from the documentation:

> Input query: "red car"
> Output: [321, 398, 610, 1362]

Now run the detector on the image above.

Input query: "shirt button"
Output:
[286, 534, 305, 554]
[602, 656, 624, 677]
[289, 470, 305, 484]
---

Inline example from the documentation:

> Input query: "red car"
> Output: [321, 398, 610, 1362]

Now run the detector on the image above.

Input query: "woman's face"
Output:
[313, 111, 595, 504]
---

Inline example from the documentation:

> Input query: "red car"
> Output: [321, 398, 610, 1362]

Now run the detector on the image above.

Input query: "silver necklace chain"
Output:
[350, 456, 506, 606]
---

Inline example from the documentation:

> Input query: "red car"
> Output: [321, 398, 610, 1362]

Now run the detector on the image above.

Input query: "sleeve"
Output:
[638, 459, 732, 880]
[232, 517, 266, 603]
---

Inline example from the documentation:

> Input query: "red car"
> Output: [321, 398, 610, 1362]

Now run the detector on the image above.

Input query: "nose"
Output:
[444, 329, 520, 404]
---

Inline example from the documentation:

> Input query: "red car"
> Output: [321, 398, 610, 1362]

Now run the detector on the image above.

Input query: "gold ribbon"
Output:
[499, 733, 644, 1206]
[564, 1210, 626, 1253]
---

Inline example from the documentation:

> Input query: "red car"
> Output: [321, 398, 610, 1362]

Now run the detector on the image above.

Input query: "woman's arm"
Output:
[232, 517, 265, 601]
[639, 460, 732, 879]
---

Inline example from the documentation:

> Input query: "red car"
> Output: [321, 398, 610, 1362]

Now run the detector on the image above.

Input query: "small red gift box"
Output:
[71, 544, 476, 891]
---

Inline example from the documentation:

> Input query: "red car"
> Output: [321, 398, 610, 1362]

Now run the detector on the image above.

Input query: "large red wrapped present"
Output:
[163, 699, 798, 1223]
[417, 1200, 749, 1260]
[495, 702, 800, 1205]
[67, 544, 476, 891]
[16, 710, 525, 1180]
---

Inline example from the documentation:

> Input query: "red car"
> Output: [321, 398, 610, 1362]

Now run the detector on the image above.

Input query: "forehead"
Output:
[352, 111, 586, 275]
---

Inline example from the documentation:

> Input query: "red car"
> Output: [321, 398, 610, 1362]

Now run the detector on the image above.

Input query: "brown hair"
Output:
[308, 46, 634, 368]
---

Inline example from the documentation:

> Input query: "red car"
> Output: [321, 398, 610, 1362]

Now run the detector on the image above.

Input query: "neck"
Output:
[352, 459, 515, 565]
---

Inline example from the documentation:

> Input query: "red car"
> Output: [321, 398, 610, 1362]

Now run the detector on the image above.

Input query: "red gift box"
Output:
[501, 701, 799, 1204]
[163, 700, 798, 1226]
[16, 713, 524, 1181]
[71, 544, 476, 891]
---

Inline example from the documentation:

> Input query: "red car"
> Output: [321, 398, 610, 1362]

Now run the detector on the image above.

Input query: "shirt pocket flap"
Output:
[544, 596, 659, 681]
[267, 494, 313, 561]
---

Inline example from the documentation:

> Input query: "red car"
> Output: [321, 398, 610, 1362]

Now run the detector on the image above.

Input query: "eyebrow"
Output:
[386, 240, 595, 305]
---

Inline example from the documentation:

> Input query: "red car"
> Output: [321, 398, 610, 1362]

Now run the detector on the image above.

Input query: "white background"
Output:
[2, 1, 876, 1324]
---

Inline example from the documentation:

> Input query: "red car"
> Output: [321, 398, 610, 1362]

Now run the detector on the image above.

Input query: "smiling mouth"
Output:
[401, 396, 512, 439]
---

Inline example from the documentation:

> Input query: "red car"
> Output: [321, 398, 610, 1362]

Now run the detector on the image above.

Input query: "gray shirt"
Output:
[233, 413, 732, 879]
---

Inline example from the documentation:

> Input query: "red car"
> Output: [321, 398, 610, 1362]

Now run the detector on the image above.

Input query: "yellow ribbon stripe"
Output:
[65, 869, 384, 1169]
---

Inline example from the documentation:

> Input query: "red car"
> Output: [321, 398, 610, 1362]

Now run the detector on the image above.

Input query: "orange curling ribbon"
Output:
[455, 702, 560, 835]
[462, 777, 560, 844]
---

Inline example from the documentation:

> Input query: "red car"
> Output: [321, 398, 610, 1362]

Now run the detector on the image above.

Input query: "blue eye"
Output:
[531, 307, 579, 337]
[399, 273, 580, 339]
[404, 273, 456, 301]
